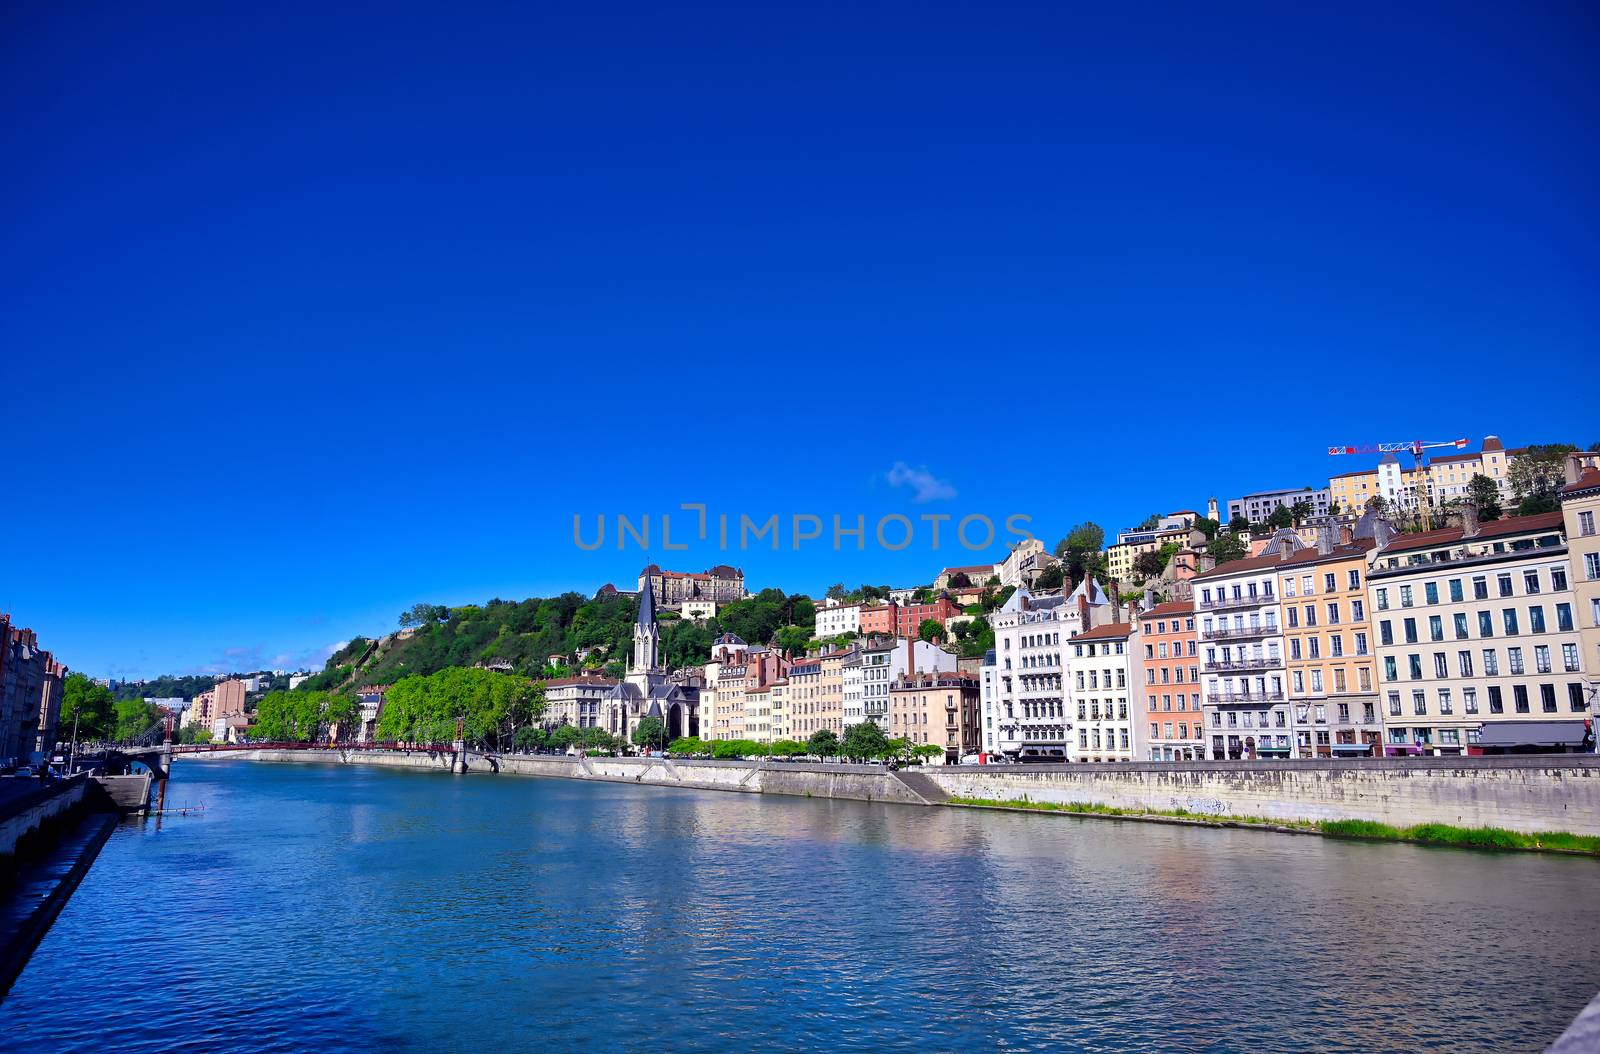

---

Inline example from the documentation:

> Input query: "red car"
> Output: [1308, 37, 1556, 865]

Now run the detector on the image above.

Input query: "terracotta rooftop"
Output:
[1562, 468, 1600, 496]
[1194, 541, 1374, 580]
[1377, 511, 1565, 554]
[1138, 600, 1194, 619]
[1073, 622, 1133, 642]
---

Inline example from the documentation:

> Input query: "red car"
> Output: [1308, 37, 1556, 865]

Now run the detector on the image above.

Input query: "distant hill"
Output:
[303, 588, 823, 690]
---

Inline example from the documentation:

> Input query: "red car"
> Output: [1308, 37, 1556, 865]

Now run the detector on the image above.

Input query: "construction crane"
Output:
[1328, 438, 1469, 532]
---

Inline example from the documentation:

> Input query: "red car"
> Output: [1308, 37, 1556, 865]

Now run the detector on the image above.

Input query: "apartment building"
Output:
[998, 538, 1058, 588]
[787, 644, 854, 739]
[1560, 457, 1600, 726]
[889, 671, 981, 760]
[1068, 623, 1137, 762]
[1368, 510, 1587, 755]
[1228, 487, 1332, 525]
[814, 601, 866, 638]
[855, 637, 955, 729]
[1279, 540, 1383, 757]
[539, 675, 616, 730]
[984, 586, 1070, 761]
[1193, 539, 1293, 760]
[1137, 601, 1203, 761]
[1106, 512, 1199, 582]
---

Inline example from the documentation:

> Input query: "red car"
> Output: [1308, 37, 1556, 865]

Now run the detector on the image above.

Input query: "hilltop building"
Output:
[603, 578, 700, 743]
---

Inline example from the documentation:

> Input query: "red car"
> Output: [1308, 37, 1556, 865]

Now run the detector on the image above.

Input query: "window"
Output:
[1488, 686, 1504, 714]
[1541, 684, 1557, 713]
[1535, 645, 1551, 675]
[1572, 683, 1588, 713]
[1483, 649, 1499, 676]
[1514, 685, 1530, 713]
[1433, 653, 1447, 678]
[1400, 585, 1414, 607]
[1588, 553, 1600, 581]
[1438, 689, 1452, 715]
[1509, 647, 1525, 675]
[1412, 690, 1427, 716]
[1473, 576, 1488, 600]
[1352, 599, 1365, 621]
[1478, 611, 1493, 638]
[1304, 604, 1317, 627]
[1580, 510, 1597, 536]
[1284, 577, 1297, 598]
[1464, 687, 1478, 714]
[1503, 609, 1519, 635]
[1309, 637, 1321, 659]
[1530, 606, 1546, 634]
[1355, 632, 1369, 656]
[1564, 643, 1580, 673]
[1387, 691, 1401, 717]
[1331, 635, 1344, 657]
[1458, 650, 1474, 677]
[1448, 579, 1463, 603]
[1524, 570, 1541, 595]
[1324, 573, 1336, 594]
[1498, 573, 1514, 598]
[1425, 582, 1439, 605]
[1384, 656, 1397, 682]
[1453, 613, 1469, 640]
[1327, 602, 1340, 625]
[1376, 587, 1389, 611]
[1404, 618, 1418, 644]
[1348, 569, 1361, 590]
[1429, 615, 1443, 642]
[1552, 566, 1568, 591]
[1380, 621, 1394, 646]
[1408, 654, 1423, 680]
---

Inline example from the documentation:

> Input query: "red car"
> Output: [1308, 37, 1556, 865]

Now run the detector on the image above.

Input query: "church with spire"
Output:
[602, 574, 701, 744]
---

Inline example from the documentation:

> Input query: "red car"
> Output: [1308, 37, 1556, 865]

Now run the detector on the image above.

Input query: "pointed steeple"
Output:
[637, 574, 656, 631]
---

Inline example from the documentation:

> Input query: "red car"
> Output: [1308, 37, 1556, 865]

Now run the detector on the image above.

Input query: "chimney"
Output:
[906, 636, 916, 682]
[1339, 524, 1354, 545]
[1109, 579, 1123, 624]
[1317, 522, 1334, 556]
[1566, 453, 1587, 486]
[1461, 502, 1480, 538]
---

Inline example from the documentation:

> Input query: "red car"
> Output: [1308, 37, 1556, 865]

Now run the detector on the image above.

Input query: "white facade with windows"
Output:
[1194, 554, 1292, 759]
[1367, 511, 1587, 755]
[1067, 625, 1138, 762]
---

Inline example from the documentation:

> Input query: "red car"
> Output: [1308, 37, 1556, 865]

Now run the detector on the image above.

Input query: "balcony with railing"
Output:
[1198, 591, 1277, 613]
[1209, 690, 1286, 704]
[1201, 622, 1280, 641]
[1204, 656, 1284, 673]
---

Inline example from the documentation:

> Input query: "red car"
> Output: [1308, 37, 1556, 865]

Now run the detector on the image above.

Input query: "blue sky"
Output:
[2, 2, 1595, 680]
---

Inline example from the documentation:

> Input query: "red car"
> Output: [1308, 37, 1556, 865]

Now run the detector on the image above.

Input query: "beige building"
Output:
[1280, 541, 1383, 757]
[1559, 456, 1600, 725]
[786, 645, 853, 740]
[539, 675, 617, 729]
[1328, 469, 1379, 515]
[1368, 510, 1587, 755]
[637, 564, 746, 608]
[888, 671, 981, 761]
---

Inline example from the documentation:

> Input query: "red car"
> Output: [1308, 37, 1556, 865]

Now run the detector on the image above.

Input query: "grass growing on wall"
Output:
[948, 797, 1600, 856]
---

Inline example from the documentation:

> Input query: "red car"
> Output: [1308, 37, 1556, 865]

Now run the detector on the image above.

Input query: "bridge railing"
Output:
[165, 740, 459, 754]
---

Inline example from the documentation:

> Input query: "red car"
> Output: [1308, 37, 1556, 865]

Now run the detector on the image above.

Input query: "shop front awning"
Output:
[1331, 743, 1375, 755]
[1475, 721, 1589, 749]
[1256, 748, 1291, 757]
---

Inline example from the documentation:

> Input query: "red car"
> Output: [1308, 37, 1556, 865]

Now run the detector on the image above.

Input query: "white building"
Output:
[1228, 487, 1333, 525]
[815, 601, 866, 638]
[1193, 535, 1296, 759]
[998, 538, 1058, 589]
[1067, 622, 1139, 762]
[853, 637, 955, 730]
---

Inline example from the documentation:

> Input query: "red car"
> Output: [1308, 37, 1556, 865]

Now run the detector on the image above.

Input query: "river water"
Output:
[6, 762, 1598, 1052]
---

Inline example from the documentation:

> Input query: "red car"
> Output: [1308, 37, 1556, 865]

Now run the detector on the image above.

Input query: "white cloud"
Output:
[886, 461, 957, 503]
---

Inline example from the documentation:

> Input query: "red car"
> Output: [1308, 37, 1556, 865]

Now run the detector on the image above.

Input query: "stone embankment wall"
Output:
[175, 751, 1600, 836]
[924, 757, 1600, 836]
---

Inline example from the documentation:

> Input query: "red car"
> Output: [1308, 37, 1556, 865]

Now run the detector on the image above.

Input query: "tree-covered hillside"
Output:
[321, 588, 823, 688]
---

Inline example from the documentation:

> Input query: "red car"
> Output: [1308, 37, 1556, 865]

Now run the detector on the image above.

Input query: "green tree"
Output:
[1466, 473, 1503, 520]
[825, 582, 848, 601]
[1132, 551, 1166, 580]
[1508, 444, 1577, 503]
[1209, 533, 1249, 566]
[61, 673, 115, 741]
[775, 625, 812, 656]
[1228, 515, 1252, 534]
[1194, 517, 1221, 540]
[1135, 513, 1163, 530]
[1266, 505, 1294, 529]
[770, 739, 807, 757]
[1289, 499, 1313, 526]
[842, 721, 890, 760]
[917, 618, 945, 644]
[667, 736, 706, 755]
[912, 743, 945, 764]
[1033, 564, 1065, 591]
[807, 728, 840, 758]
[632, 715, 666, 750]
[112, 698, 161, 741]
[1053, 522, 1106, 582]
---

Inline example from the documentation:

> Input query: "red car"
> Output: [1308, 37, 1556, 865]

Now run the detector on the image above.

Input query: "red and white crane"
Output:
[1328, 438, 1469, 531]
